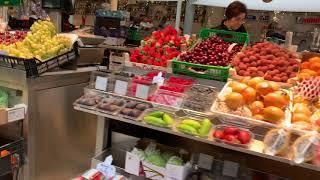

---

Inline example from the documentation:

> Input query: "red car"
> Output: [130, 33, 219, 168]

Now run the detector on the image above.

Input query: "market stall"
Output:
[73, 27, 320, 179]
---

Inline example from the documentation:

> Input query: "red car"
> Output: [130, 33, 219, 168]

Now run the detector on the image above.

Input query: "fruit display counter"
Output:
[73, 69, 320, 178]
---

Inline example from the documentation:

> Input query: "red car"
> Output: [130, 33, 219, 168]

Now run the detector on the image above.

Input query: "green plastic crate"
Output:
[127, 29, 143, 42]
[199, 28, 249, 45]
[172, 28, 249, 81]
[172, 58, 231, 81]
[0, 0, 22, 6]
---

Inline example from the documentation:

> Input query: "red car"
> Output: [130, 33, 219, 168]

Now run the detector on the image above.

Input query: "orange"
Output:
[253, 114, 264, 121]
[300, 62, 310, 69]
[264, 92, 288, 109]
[240, 76, 251, 85]
[300, 69, 317, 76]
[230, 82, 248, 93]
[247, 77, 264, 88]
[298, 73, 312, 79]
[249, 101, 264, 114]
[309, 57, 320, 63]
[310, 62, 320, 71]
[292, 113, 310, 123]
[263, 106, 285, 123]
[0, 150, 9, 157]
[242, 87, 257, 103]
[256, 82, 275, 96]
[293, 103, 312, 116]
[224, 92, 245, 110]
[293, 96, 310, 105]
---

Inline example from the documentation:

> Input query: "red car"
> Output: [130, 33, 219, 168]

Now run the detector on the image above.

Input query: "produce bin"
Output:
[199, 28, 249, 45]
[0, 49, 77, 78]
[173, 29, 249, 81]
[0, 137, 24, 176]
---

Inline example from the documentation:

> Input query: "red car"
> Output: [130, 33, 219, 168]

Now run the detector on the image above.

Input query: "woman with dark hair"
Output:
[214, 1, 247, 33]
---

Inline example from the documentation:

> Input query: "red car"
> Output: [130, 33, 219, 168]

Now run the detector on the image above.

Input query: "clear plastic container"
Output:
[140, 108, 178, 129]
[176, 114, 213, 138]
[149, 89, 186, 108]
[96, 97, 125, 115]
[74, 91, 105, 110]
[212, 124, 254, 148]
[118, 100, 153, 121]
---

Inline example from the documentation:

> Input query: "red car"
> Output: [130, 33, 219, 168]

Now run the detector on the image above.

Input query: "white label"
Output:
[114, 80, 128, 95]
[95, 76, 108, 91]
[125, 152, 140, 176]
[222, 160, 239, 178]
[8, 108, 25, 122]
[198, 153, 213, 170]
[135, 84, 149, 99]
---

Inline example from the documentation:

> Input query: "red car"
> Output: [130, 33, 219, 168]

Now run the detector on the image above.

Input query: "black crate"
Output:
[0, 137, 24, 176]
[0, 49, 77, 78]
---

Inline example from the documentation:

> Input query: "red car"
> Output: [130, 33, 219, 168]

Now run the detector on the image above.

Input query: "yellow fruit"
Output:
[249, 101, 264, 114]
[240, 76, 251, 85]
[293, 103, 312, 116]
[224, 92, 245, 110]
[256, 82, 274, 96]
[292, 113, 310, 123]
[253, 114, 264, 121]
[263, 106, 285, 123]
[293, 96, 310, 105]
[264, 92, 288, 109]
[242, 87, 257, 103]
[247, 77, 264, 88]
[230, 82, 248, 93]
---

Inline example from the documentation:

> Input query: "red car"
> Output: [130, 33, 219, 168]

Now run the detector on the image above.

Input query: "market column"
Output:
[184, 0, 196, 34]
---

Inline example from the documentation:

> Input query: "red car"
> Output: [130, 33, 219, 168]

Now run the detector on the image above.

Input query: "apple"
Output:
[224, 127, 239, 135]
[213, 130, 225, 139]
[237, 130, 251, 144]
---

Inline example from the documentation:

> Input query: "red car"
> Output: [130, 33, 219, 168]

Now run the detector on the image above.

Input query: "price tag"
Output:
[8, 107, 25, 122]
[198, 153, 213, 170]
[135, 84, 149, 99]
[95, 76, 108, 91]
[114, 80, 128, 95]
[222, 160, 239, 178]
[125, 152, 140, 176]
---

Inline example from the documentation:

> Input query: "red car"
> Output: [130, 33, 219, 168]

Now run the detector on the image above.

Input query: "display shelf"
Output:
[73, 105, 320, 172]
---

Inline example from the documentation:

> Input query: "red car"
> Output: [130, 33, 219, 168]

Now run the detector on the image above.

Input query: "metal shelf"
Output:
[74, 106, 320, 172]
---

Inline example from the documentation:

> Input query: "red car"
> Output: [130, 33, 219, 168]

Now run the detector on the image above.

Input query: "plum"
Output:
[136, 103, 149, 111]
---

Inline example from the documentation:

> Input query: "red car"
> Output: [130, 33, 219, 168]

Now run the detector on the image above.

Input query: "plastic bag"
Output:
[0, 88, 8, 108]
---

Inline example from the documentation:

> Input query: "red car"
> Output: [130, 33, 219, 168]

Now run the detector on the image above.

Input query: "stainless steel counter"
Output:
[0, 67, 101, 180]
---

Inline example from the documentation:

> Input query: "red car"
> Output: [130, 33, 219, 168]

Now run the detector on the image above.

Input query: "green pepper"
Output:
[176, 124, 198, 136]
[147, 111, 165, 118]
[163, 113, 174, 125]
[143, 116, 167, 127]
[181, 119, 201, 129]
[198, 118, 212, 137]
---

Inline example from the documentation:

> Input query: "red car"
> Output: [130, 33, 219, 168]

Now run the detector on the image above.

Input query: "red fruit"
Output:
[237, 131, 251, 144]
[224, 127, 239, 135]
[213, 130, 225, 139]
[224, 134, 237, 142]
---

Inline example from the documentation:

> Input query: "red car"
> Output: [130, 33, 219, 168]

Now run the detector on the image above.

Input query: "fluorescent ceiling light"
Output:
[193, 0, 320, 12]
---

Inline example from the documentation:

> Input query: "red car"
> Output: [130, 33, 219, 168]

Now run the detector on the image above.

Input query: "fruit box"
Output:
[0, 105, 25, 125]
[210, 81, 291, 127]
[172, 29, 248, 81]
[124, 139, 191, 180]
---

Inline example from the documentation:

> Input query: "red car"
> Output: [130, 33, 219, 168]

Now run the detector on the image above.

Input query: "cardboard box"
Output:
[0, 106, 25, 125]
[124, 140, 191, 180]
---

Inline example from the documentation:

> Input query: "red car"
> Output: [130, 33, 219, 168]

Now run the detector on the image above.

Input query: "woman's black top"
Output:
[214, 20, 247, 33]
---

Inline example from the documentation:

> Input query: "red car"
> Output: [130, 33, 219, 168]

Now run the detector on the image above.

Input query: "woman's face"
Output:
[228, 13, 246, 30]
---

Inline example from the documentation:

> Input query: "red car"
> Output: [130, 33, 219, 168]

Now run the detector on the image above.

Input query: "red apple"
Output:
[224, 134, 237, 142]
[213, 130, 225, 139]
[224, 127, 239, 135]
[237, 130, 251, 144]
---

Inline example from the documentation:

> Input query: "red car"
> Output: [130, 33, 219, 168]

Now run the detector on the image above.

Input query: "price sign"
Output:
[135, 84, 149, 99]
[222, 160, 239, 178]
[198, 153, 213, 170]
[95, 76, 108, 91]
[114, 80, 128, 95]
